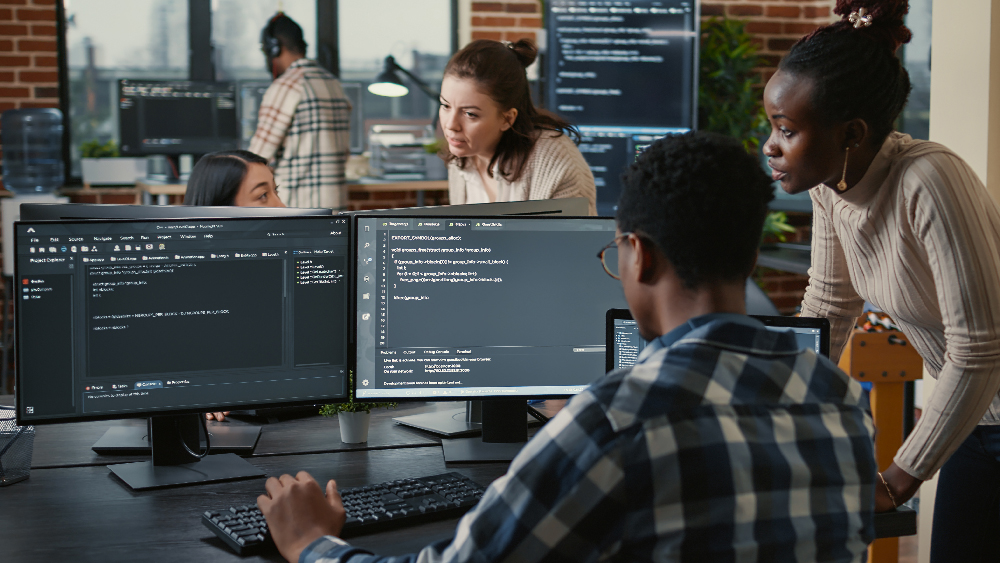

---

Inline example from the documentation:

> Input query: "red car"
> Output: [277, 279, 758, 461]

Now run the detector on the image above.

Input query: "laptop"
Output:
[606, 309, 831, 372]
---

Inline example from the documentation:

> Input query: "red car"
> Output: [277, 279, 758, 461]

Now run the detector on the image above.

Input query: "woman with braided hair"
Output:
[440, 39, 596, 215]
[763, 1, 1000, 558]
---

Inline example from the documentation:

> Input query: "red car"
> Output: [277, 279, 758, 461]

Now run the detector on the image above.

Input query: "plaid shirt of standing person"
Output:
[299, 314, 877, 563]
[249, 58, 351, 209]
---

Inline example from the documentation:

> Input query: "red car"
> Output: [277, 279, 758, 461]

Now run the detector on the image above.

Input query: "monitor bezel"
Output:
[352, 213, 621, 403]
[19, 203, 334, 221]
[14, 215, 352, 426]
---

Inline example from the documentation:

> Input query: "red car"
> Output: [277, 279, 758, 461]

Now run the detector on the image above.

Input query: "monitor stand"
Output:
[393, 400, 539, 438]
[440, 399, 527, 463]
[92, 418, 261, 455]
[108, 414, 266, 490]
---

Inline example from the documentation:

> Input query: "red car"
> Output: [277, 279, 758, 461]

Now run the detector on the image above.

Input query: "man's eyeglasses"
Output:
[597, 232, 632, 280]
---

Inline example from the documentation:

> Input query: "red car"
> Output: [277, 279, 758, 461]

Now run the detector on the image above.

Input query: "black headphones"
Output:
[262, 14, 283, 58]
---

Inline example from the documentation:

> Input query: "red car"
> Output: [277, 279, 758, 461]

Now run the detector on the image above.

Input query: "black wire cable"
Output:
[179, 416, 211, 459]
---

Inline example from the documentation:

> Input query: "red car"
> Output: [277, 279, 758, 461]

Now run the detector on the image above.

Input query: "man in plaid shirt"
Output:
[258, 132, 877, 562]
[249, 14, 351, 209]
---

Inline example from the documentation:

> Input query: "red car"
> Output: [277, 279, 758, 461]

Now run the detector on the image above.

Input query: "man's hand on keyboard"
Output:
[258, 471, 346, 563]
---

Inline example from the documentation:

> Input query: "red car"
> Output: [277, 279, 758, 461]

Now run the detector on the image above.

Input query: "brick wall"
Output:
[0, 0, 60, 190]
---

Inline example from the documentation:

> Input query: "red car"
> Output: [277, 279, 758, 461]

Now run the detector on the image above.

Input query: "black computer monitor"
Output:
[354, 214, 627, 462]
[15, 215, 351, 489]
[344, 197, 591, 218]
[19, 203, 333, 221]
[545, 0, 699, 215]
[118, 79, 240, 157]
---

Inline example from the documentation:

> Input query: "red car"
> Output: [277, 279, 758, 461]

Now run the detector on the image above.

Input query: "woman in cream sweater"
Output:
[762, 2, 1000, 560]
[439, 39, 596, 215]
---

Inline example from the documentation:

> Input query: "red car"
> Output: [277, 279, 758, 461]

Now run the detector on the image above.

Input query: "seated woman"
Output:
[441, 39, 596, 215]
[185, 150, 284, 421]
[183, 149, 286, 208]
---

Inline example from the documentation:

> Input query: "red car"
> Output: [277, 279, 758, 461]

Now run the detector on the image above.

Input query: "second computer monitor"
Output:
[354, 215, 627, 401]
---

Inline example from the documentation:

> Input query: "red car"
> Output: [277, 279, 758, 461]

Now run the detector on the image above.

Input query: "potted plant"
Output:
[320, 371, 396, 443]
[79, 139, 146, 187]
[699, 17, 796, 242]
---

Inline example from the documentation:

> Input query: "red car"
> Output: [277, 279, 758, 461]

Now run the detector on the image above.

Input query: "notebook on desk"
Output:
[606, 309, 830, 372]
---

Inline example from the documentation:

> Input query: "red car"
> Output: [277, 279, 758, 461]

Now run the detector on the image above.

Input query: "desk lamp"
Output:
[368, 55, 439, 100]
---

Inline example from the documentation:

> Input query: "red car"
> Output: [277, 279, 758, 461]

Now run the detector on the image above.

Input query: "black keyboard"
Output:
[202, 472, 487, 555]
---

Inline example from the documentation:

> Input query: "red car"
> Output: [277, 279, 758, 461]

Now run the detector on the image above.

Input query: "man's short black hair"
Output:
[616, 131, 775, 290]
[265, 14, 307, 55]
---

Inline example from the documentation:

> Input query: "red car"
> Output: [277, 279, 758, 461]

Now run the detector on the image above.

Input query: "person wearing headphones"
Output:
[249, 13, 351, 209]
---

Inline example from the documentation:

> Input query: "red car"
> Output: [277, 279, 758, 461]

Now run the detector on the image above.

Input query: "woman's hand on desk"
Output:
[258, 471, 347, 563]
[205, 411, 230, 421]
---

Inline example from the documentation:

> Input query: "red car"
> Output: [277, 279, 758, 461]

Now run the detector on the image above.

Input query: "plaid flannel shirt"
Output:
[249, 59, 351, 209]
[301, 314, 876, 563]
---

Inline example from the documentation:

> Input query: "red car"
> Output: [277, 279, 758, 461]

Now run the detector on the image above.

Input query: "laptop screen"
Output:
[606, 310, 830, 372]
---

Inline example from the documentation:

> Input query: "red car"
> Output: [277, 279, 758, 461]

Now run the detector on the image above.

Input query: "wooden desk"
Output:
[0, 396, 914, 561]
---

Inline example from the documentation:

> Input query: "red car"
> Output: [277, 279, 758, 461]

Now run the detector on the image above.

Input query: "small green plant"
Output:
[320, 371, 396, 415]
[762, 210, 796, 243]
[79, 139, 119, 158]
[699, 17, 796, 244]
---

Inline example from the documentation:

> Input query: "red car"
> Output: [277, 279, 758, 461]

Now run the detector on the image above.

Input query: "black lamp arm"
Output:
[391, 61, 441, 101]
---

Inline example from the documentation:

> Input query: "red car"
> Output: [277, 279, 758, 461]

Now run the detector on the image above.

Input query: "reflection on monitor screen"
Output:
[354, 215, 627, 400]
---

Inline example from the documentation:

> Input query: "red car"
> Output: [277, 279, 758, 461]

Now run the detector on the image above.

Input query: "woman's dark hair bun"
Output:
[834, 0, 912, 49]
[508, 38, 537, 68]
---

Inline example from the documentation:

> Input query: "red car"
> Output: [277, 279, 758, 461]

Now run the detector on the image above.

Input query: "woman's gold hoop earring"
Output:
[836, 147, 850, 192]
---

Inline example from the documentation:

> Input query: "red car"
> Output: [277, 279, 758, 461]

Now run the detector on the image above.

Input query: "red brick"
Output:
[472, 16, 517, 27]
[0, 23, 27, 34]
[19, 69, 56, 81]
[784, 22, 821, 34]
[17, 101, 56, 108]
[746, 21, 782, 34]
[471, 30, 503, 41]
[29, 23, 54, 35]
[471, 2, 503, 12]
[0, 39, 12, 51]
[0, 0, 28, 5]
[0, 71, 12, 81]
[68, 194, 98, 204]
[701, 3, 725, 16]
[519, 16, 542, 28]
[33, 85, 57, 98]
[759, 54, 782, 67]
[505, 2, 538, 13]
[16, 38, 55, 51]
[804, 6, 831, 18]
[33, 54, 56, 67]
[504, 30, 536, 43]
[97, 194, 138, 205]
[0, 86, 29, 97]
[0, 100, 14, 111]
[348, 191, 370, 201]
[0, 8, 12, 20]
[728, 5, 763, 17]
[766, 6, 801, 18]
[32, 0, 56, 5]
[0, 54, 29, 65]
[767, 38, 798, 51]
[14, 7, 52, 21]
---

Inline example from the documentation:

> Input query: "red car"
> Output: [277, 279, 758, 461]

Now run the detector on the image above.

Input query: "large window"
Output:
[900, 0, 931, 141]
[59, 0, 455, 182]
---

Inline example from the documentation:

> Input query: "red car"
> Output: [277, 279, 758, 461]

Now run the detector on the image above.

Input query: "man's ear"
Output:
[633, 236, 660, 284]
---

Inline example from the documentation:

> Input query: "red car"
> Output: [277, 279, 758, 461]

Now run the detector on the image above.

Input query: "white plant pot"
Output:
[80, 157, 146, 186]
[338, 411, 371, 443]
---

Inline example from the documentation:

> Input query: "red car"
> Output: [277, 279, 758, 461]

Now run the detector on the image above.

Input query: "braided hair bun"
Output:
[778, 0, 913, 145]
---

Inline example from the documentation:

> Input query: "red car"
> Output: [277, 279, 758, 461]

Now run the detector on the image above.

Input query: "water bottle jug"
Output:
[1, 108, 64, 194]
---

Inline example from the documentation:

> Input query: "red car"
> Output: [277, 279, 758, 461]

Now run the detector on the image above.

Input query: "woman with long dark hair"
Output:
[441, 39, 596, 215]
[184, 149, 285, 208]
[763, 1, 1000, 559]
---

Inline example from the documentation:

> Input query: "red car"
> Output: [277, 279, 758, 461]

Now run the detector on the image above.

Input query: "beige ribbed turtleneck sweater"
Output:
[802, 132, 1000, 480]
[448, 132, 597, 215]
